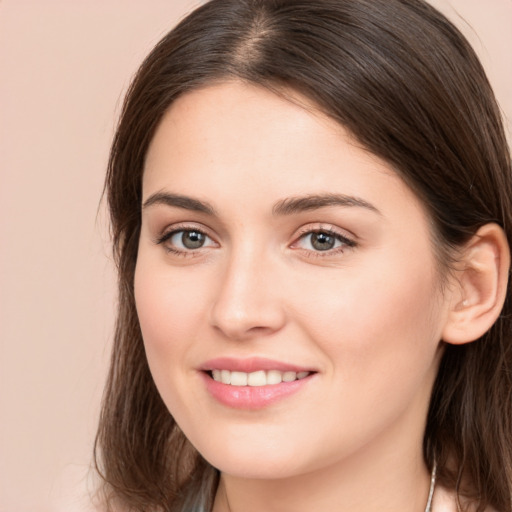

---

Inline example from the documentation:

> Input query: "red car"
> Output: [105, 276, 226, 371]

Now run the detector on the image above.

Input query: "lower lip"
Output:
[201, 372, 314, 410]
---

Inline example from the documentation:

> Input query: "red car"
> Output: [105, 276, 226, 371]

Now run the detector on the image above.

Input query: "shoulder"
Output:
[432, 486, 498, 512]
[432, 485, 457, 512]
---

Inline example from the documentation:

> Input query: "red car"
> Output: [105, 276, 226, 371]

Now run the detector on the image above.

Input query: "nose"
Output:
[209, 246, 287, 341]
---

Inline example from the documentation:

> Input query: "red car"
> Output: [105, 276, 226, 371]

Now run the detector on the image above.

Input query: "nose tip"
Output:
[209, 257, 286, 341]
[211, 305, 284, 340]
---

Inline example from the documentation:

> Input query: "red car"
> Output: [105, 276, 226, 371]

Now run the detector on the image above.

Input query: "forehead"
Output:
[143, 81, 425, 224]
[147, 83, 384, 179]
[145, 81, 350, 177]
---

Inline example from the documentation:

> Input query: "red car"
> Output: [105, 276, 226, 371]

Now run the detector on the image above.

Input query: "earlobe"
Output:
[442, 223, 510, 345]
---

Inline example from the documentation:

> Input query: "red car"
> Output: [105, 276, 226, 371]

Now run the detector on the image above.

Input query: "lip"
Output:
[200, 357, 315, 373]
[199, 357, 317, 410]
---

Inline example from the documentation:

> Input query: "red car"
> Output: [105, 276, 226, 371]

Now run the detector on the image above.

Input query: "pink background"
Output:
[0, 1, 510, 511]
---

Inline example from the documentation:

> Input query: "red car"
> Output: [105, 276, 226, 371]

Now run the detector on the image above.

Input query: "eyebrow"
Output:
[272, 193, 381, 216]
[142, 192, 217, 215]
[142, 191, 380, 217]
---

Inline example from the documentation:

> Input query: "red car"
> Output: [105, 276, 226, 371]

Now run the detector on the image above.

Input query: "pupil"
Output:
[311, 232, 335, 251]
[182, 231, 204, 249]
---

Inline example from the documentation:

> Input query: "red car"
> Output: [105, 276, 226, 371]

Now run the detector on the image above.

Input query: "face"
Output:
[135, 81, 450, 480]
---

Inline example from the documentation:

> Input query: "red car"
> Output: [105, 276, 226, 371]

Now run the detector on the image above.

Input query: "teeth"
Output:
[266, 369, 282, 385]
[282, 371, 296, 382]
[230, 371, 248, 386]
[247, 370, 266, 386]
[210, 369, 311, 386]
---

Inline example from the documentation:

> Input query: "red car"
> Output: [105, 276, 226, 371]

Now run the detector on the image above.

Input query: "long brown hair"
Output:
[95, 1, 512, 510]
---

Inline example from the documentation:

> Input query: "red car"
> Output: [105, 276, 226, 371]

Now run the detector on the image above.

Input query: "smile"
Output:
[199, 358, 317, 409]
[210, 369, 311, 386]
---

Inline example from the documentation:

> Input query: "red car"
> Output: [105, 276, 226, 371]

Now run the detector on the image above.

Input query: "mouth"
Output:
[207, 369, 313, 386]
[199, 358, 317, 409]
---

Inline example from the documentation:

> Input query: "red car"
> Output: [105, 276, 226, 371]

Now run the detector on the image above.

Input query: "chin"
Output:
[208, 456, 302, 480]
[192, 435, 310, 480]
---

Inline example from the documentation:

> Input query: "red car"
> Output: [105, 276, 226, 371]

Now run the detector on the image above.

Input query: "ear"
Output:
[442, 223, 510, 345]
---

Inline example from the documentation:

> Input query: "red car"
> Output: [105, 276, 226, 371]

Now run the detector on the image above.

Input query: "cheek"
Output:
[292, 252, 443, 387]
[133, 257, 219, 430]
[286, 260, 444, 457]
[133, 259, 211, 374]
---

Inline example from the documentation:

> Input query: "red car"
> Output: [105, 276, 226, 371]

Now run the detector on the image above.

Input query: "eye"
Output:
[171, 230, 210, 250]
[157, 228, 217, 253]
[293, 229, 356, 253]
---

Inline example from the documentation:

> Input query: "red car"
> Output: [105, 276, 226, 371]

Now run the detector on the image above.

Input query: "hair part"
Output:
[95, 1, 512, 511]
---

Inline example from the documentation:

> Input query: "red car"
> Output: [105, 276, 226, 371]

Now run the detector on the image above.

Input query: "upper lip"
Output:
[200, 357, 316, 373]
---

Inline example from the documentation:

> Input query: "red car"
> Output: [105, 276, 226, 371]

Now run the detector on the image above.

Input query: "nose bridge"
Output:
[209, 239, 285, 339]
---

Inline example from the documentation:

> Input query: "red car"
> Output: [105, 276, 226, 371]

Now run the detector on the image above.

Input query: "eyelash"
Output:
[155, 224, 215, 257]
[292, 227, 357, 258]
[155, 224, 356, 258]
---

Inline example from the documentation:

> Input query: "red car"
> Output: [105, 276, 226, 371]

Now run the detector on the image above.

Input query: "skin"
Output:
[135, 81, 461, 512]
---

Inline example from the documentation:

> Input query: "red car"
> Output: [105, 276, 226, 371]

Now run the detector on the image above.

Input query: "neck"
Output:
[212, 433, 432, 512]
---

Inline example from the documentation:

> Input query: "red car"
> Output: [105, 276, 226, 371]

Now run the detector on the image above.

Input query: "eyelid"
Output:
[292, 223, 355, 241]
[154, 222, 219, 248]
[290, 224, 357, 253]
[153, 221, 356, 257]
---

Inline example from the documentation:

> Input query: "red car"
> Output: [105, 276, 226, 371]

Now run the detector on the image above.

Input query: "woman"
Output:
[94, 0, 512, 511]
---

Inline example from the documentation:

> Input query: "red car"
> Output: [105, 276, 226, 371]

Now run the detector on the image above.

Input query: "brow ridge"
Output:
[272, 193, 380, 216]
[142, 191, 380, 217]
[142, 192, 216, 215]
